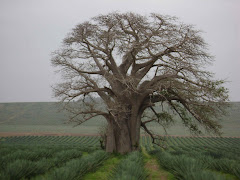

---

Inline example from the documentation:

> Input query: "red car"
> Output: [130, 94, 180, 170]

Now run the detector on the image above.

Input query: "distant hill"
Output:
[0, 102, 105, 126]
[0, 102, 239, 136]
[0, 102, 66, 125]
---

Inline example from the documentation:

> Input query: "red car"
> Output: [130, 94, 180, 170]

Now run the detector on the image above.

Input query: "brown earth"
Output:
[145, 158, 168, 180]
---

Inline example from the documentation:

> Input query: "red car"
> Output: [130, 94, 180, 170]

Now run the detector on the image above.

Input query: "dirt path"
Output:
[145, 158, 169, 180]
[142, 147, 173, 180]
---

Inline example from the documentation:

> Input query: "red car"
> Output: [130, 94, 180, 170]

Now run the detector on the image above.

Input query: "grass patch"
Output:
[142, 146, 175, 180]
[82, 152, 89, 156]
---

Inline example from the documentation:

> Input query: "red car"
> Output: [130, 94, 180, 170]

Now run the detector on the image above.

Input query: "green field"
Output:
[0, 102, 240, 136]
[0, 136, 239, 180]
[1, 102, 239, 179]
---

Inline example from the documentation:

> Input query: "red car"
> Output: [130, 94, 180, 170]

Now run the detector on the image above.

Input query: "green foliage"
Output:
[182, 170, 229, 180]
[0, 144, 87, 179]
[0, 136, 240, 180]
[3, 159, 51, 180]
[156, 111, 174, 127]
[0, 150, 44, 171]
[52, 149, 82, 166]
[152, 136, 240, 180]
[47, 150, 109, 180]
[83, 155, 123, 180]
[155, 151, 229, 180]
[233, 165, 240, 179]
[0, 136, 101, 149]
[206, 158, 240, 179]
[110, 151, 147, 180]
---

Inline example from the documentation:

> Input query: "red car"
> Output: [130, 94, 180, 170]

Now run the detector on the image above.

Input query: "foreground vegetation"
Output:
[0, 136, 239, 179]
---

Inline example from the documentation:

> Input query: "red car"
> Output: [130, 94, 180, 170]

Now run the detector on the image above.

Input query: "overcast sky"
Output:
[0, 0, 239, 102]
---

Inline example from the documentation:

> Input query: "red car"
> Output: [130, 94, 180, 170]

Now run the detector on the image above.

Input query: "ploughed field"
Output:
[0, 136, 239, 180]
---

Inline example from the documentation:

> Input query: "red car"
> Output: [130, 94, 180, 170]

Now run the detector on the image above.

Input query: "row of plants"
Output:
[0, 136, 100, 146]
[141, 135, 240, 152]
[110, 151, 147, 180]
[0, 144, 103, 179]
[0, 143, 149, 180]
[170, 144, 240, 161]
[0, 146, 88, 179]
[36, 150, 109, 180]
[172, 146, 240, 178]
[163, 136, 239, 147]
[154, 150, 229, 180]
[142, 135, 240, 160]
[0, 145, 145, 180]
[149, 145, 240, 180]
[1, 135, 240, 148]
[1, 135, 239, 180]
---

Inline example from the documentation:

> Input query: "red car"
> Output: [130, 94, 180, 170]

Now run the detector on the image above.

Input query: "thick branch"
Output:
[141, 122, 166, 147]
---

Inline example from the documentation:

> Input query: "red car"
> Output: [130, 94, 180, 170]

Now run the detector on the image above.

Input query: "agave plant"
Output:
[110, 151, 147, 180]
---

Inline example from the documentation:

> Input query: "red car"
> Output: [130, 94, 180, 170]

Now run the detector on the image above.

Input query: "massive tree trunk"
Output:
[105, 105, 142, 153]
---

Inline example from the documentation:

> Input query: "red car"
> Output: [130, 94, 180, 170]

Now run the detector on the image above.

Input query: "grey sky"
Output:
[0, 0, 239, 102]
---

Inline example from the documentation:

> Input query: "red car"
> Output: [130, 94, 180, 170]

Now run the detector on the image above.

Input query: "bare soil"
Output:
[145, 158, 168, 180]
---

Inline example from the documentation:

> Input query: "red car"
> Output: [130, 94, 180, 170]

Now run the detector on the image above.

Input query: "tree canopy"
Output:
[52, 12, 229, 153]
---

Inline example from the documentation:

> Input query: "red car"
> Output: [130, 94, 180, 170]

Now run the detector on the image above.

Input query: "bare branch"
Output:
[52, 12, 229, 152]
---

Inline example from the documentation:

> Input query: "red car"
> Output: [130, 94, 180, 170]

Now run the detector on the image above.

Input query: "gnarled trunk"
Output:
[105, 106, 142, 153]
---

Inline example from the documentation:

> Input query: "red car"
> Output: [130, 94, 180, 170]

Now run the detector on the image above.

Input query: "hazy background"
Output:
[1, 0, 239, 102]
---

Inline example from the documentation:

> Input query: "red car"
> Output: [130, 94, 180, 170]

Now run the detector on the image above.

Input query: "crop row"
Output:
[110, 151, 147, 180]
[154, 151, 229, 180]
[1, 139, 240, 180]
[150, 144, 240, 180]
[2, 135, 239, 147]
[141, 135, 240, 146]
[0, 144, 148, 180]
[0, 144, 108, 180]
[0, 136, 100, 147]
[1, 135, 239, 156]
[39, 150, 109, 180]
[142, 135, 240, 155]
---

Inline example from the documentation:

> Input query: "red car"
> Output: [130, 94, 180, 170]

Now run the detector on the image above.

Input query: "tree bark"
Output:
[105, 111, 141, 154]
[130, 106, 142, 151]
[105, 118, 116, 152]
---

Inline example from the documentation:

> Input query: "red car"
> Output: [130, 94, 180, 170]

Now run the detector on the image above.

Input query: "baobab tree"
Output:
[52, 12, 228, 153]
